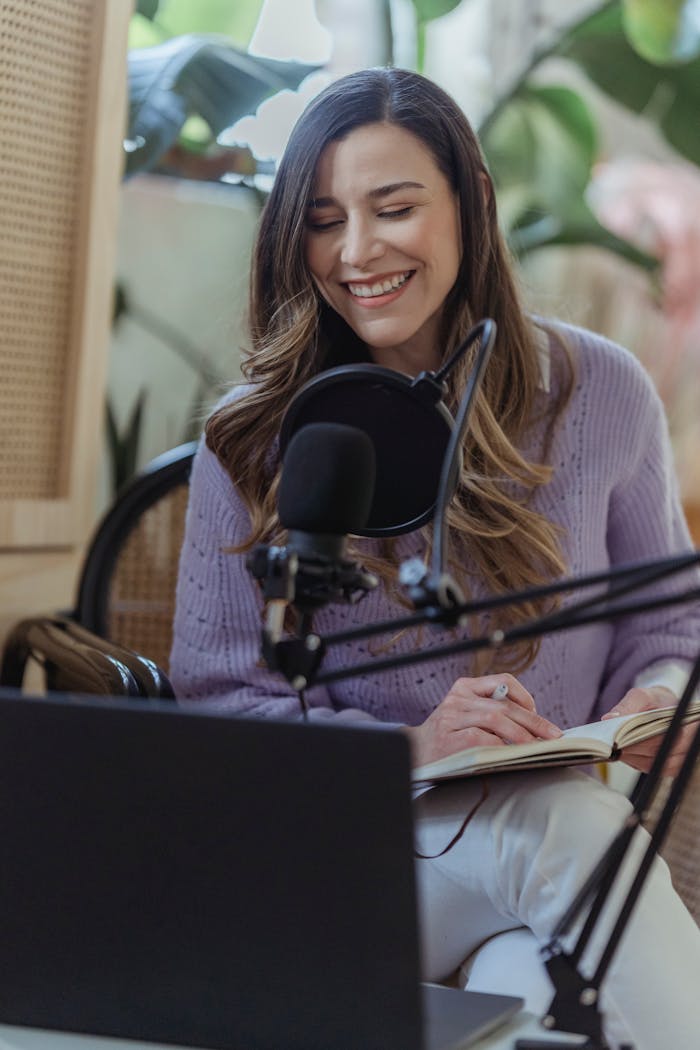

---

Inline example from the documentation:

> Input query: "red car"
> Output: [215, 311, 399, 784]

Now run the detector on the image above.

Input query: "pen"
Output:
[489, 683, 509, 700]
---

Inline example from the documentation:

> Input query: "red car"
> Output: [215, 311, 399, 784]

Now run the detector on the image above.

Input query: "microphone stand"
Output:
[251, 317, 497, 694]
[400, 317, 497, 611]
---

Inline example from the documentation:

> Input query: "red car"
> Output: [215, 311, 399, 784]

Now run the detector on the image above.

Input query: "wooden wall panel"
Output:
[0, 0, 131, 642]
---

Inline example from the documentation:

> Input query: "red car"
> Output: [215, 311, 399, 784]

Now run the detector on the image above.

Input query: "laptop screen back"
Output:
[0, 692, 423, 1050]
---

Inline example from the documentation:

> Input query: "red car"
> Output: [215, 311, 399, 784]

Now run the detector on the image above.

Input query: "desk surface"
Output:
[0, 1013, 587, 1050]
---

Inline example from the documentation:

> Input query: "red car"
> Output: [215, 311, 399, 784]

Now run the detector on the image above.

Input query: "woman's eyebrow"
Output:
[308, 180, 428, 209]
[368, 180, 427, 200]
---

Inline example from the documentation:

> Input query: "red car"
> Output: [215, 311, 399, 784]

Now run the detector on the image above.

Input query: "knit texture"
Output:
[170, 324, 700, 729]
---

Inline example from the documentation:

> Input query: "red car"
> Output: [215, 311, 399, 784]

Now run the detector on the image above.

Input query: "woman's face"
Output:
[304, 122, 462, 374]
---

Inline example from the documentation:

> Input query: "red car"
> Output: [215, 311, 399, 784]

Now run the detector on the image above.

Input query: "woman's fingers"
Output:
[620, 724, 694, 775]
[465, 698, 562, 744]
[447, 680, 561, 743]
[451, 673, 537, 711]
[407, 673, 563, 766]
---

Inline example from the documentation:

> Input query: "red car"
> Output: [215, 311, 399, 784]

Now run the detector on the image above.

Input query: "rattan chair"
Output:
[646, 770, 700, 925]
[0, 441, 196, 699]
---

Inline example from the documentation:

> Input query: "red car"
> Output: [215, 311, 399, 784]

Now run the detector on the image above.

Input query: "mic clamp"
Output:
[248, 541, 378, 691]
[247, 541, 379, 618]
[399, 556, 467, 625]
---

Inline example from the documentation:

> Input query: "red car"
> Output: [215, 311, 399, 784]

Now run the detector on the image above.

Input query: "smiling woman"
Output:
[304, 123, 462, 373]
[170, 67, 700, 1050]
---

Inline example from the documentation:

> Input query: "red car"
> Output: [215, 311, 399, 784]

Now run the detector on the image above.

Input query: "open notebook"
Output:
[414, 700, 700, 784]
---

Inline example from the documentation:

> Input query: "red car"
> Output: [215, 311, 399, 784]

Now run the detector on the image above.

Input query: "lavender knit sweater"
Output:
[170, 324, 700, 730]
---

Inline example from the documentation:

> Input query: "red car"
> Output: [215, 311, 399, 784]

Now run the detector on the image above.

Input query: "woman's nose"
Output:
[340, 216, 385, 269]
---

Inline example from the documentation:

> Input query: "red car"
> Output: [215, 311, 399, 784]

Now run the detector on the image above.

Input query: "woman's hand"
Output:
[602, 685, 691, 775]
[404, 674, 562, 768]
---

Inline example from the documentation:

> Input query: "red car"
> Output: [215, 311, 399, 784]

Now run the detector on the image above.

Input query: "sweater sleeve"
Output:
[595, 357, 700, 716]
[169, 440, 394, 725]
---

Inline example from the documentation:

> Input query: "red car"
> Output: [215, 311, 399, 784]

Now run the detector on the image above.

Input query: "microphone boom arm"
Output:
[259, 547, 700, 1049]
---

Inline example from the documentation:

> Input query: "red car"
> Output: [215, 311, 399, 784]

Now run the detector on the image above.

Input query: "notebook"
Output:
[0, 690, 522, 1050]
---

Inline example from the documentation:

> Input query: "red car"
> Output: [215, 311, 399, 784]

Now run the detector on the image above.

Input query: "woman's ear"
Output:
[479, 170, 492, 206]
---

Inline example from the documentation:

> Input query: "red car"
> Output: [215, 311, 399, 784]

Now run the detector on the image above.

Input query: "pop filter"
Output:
[279, 364, 452, 536]
[278, 320, 495, 538]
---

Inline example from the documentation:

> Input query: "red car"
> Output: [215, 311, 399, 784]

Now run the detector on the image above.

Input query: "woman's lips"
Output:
[344, 270, 415, 305]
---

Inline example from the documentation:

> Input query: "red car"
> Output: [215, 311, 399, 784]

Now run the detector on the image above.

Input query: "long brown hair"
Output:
[206, 67, 574, 670]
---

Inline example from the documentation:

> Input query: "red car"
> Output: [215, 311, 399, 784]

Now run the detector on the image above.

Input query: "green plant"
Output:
[125, 0, 319, 177]
[110, 0, 700, 491]
[477, 0, 700, 267]
[109, 0, 317, 488]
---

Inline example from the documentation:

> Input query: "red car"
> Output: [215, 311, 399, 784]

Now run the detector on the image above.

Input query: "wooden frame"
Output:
[0, 0, 131, 550]
[0, 0, 132, 645]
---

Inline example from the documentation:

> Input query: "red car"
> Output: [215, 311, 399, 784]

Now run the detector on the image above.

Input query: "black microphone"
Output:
[247, 423, 379, 655]
[278, 422, 376, 562]
[279, 319, 497, 614]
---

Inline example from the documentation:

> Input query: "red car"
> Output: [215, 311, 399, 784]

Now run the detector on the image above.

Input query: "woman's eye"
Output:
[306, 218, 343, 231]
[379, 206, 413, 219]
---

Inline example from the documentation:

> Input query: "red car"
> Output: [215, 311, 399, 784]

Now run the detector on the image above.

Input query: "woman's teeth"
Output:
[347, 271, 412, 298]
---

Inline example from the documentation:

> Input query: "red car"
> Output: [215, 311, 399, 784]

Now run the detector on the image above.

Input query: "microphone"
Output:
[279, 319, 497, 614]
[278, 422, 376, 562]
[247, 422, 379, 655]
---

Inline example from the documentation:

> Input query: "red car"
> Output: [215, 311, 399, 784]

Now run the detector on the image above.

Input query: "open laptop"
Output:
[0, 690, 522, 1050]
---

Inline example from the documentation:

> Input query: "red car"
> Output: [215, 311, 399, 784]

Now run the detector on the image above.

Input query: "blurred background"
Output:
[1, 0, 696, 913]
[113, 0, 700, 535]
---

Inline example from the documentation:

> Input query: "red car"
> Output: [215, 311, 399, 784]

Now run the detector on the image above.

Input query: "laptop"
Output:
[0, 690, 522, 1050]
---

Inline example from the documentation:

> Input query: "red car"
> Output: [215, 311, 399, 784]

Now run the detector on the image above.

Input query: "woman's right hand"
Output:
[404, 674, 562, 768]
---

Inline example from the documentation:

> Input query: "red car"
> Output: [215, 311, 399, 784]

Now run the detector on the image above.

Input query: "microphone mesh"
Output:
[278, 423, 376, 535]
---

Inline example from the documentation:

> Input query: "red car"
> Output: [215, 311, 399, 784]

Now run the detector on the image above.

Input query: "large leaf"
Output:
[482, 84, 597, 224]
[481, 81, 657, 272]
[106, 391, 147, 494]
[136, 0, 160, 19]
[411, 0, 463, 21]
[622, 0, 700, 64]
[126, 34, 318, 176]
[559, 5, 700, 164]
[509, 200, 659, 273]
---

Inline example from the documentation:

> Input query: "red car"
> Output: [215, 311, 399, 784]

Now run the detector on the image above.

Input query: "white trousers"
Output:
[413, 768, 700, 1050]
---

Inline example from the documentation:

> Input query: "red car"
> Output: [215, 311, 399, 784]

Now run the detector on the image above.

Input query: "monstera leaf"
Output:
[477, 0, 700, 267]
[559, 4, 700, 165]
[481, 82, 657, 269]
[622, 0, 700, 64]
[411, 0, 462, 19]
[126, 34, 319, 176]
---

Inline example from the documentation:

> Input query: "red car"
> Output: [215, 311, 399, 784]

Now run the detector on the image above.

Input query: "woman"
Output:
[171, 68, 700, 1047]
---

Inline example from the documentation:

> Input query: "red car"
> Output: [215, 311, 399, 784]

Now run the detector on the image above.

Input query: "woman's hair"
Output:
[206, 67, 574, 671]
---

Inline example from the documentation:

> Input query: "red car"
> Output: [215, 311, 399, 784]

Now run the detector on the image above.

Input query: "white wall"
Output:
[104, 175, 260, 502]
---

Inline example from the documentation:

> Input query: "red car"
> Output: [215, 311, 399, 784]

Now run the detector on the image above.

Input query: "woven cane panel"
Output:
[654, 768, 700, 925]
[0, 0, 94, 498]
[105, 485, 190, 674]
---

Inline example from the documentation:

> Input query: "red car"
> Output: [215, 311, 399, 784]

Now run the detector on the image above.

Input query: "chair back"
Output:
[646, 769, 700, 926]
[76, 442, 196, 674]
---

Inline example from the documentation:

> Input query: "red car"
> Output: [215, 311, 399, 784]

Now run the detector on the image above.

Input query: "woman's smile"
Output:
[345, 269, 415, 303]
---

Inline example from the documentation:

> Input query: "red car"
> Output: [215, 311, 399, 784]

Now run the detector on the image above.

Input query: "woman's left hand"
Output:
[602, 685, 692, 775]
